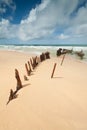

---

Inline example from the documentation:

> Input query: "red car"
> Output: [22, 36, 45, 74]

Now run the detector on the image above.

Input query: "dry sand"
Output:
[0, 50, 87, 130]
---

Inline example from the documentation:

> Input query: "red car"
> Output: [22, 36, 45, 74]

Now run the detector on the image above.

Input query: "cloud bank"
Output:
[0, 0, 87, 44]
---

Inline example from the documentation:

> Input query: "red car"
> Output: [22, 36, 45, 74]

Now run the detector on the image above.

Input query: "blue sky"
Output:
[0, 0, 87, 45]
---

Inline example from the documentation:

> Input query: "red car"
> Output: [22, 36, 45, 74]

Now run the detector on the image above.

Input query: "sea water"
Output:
[0, 44, 87, 62]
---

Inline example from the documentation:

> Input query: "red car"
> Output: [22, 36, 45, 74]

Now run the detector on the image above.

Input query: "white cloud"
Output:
[19, 0, 78, 41]
[71, 5, 87, 26]
[0, 19, 10, 38]
[65, 24, 87, 38]
[0, 19, 18, 39]
[38, 0, 50, 11]
[0, 0, 87, 44]
[65, 1, 87, 38]
[76, 24, 87, 35]
[19, 0, 87, 41]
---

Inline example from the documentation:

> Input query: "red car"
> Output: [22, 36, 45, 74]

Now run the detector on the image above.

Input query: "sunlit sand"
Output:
[0, 50, 87, 130]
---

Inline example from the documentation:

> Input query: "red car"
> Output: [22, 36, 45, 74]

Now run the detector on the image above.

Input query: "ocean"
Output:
[0, 44, 87, 62]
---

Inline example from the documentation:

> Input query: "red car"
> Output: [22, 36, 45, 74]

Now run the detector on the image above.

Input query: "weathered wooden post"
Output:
[42, 53, 45, 61]
[30, 58, 34, 69]
[25, 63, 30, 76]
[34, 57, 36, 67]
[35, 56, 38, 66]
[15, 69, 22, 91]
[45, 51, 50, 59]
[61, 54, 66, 66]
[32, 56, 38, 68]
[28, 61, 32, 72]
[51, 63, 57, 78]
[36, 56, 40, 64]
[6, 89, 14, 105]
[40, 53, 45, 62]
[24, 75, 28, 81]
[32, 57, 35, 69]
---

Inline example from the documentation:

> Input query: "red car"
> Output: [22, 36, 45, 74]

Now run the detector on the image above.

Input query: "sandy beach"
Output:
[0, 50, 87, 130]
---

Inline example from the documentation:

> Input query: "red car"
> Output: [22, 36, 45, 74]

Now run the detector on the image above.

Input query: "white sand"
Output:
[0, 50, 87, 130]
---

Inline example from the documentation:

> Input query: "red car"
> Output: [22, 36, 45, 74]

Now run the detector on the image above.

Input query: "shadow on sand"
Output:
[6, 83, 30, 105]
[52, 76, 64, 79]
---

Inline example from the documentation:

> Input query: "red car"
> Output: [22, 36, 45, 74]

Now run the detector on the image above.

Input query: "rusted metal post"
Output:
[51, 63, 57, 78]
[61, 54, 66, 66]
[15, 69, 22, 91]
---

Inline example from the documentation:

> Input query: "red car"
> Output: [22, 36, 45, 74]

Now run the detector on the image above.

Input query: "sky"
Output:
[0, 0, 87, 45]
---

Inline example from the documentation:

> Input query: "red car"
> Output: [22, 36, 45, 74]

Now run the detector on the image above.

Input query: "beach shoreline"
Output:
[0, 50, 87, 130]
[0, 45, 87, 61]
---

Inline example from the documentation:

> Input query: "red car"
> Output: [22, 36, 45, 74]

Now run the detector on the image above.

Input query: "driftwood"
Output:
[15, 69, 22, 91]
[51, 63, 57, 78]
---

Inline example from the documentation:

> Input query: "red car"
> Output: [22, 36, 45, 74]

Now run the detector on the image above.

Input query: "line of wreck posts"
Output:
[7, 48, 75, 105]
[7, 48, 72, 104]
[7, 52, 50, 105]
